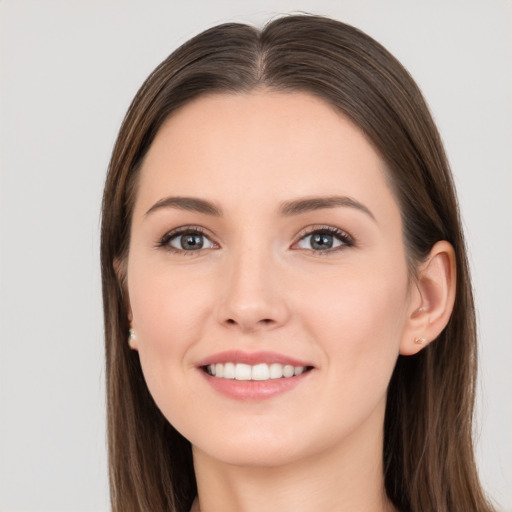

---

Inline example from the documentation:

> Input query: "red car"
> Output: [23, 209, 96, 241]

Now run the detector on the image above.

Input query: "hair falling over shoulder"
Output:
[100, 14, 495, 512]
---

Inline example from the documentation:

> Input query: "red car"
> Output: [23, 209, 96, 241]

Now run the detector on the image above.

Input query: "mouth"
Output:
[196, 351, 315, 400]
[202, 362, 313, 381]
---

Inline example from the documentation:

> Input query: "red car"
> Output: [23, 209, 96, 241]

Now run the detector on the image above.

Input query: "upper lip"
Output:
[196, 350, 313, 368]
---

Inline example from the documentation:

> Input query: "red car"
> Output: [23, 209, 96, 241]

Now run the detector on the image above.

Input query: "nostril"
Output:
[224, 318, 274, 327]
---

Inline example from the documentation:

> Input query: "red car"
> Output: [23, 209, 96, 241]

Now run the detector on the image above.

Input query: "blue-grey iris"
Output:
[181, 234, 203, 250]
[311, 233, 333, 250]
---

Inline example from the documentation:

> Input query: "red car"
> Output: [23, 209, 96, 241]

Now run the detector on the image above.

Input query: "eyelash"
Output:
[156, 225, 354, 255]
[156, 225, 214, 255]
[294, 225, 354, 254]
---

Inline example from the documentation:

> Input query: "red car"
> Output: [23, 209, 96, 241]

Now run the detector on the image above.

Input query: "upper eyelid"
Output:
[293, 224, 353, 242]
[161, 225, 209, 238]
[158, 225, 217, 247]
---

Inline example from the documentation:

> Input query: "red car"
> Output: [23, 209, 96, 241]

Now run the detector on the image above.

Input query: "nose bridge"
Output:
[217, 237, 289, 331]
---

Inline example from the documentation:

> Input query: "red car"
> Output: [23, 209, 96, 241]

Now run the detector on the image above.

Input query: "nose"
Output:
[216, 245, 291, 333]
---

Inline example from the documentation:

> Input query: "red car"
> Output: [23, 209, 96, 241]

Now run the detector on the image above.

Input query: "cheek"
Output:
[129, 257, 213, 340]
[284, 261, 409, 448]
[299, 257, 409, 382]
[127, 261, 215, 396]
[127, 269, 219, 439]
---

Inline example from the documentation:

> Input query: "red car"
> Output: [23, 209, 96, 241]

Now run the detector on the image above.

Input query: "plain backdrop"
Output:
[0, 1, 510, 511]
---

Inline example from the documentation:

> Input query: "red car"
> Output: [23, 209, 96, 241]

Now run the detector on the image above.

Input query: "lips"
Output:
[197, 350, 312, 368]
[196, 350, 314, 400]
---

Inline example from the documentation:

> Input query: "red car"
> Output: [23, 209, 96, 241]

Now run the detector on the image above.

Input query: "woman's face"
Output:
[126, 91, 418, 467]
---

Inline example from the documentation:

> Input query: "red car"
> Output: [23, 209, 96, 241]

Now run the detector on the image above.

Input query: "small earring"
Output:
[414, 336, 427, 345]
[128, 328, 137, 349]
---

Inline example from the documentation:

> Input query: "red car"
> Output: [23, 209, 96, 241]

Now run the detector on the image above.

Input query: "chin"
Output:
[186, 415, 346, 470]
[193, 436, 312, 468]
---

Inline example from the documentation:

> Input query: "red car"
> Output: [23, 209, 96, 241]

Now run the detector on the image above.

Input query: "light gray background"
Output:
[0, 1, 510, 511]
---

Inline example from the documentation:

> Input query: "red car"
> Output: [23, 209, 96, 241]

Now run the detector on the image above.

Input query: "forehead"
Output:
[135, 91, 397, 219]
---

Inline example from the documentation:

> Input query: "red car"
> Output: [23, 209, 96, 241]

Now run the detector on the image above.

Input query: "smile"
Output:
[205, 362, 309, 381]
[197, 350, 315, 400]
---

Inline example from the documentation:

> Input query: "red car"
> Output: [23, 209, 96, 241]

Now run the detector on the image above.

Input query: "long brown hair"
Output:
[101, 14, 493, 512]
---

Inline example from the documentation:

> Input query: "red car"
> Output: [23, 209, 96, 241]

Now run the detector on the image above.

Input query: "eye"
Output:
[158, 227, 216, 253]
[294, 226, 353, 252]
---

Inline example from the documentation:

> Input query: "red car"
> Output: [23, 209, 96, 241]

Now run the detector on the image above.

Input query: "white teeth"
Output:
[252, 363, 270, 381]
[235, 363, 252, 381]
[224, 362, 236, 379]
[206, 362, 308, 381]
[283, 365, 294, 378]
[269, 363, 283, 379]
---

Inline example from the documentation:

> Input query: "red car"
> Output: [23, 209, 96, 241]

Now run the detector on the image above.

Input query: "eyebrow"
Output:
[279, 196, 376, 221]
[145, 195, 375, 221]
[145, 196, 222, 216]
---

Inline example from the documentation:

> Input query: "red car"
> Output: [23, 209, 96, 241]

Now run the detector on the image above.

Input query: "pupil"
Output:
[181, 234, 203, 250]
[311, 233, 333, 250]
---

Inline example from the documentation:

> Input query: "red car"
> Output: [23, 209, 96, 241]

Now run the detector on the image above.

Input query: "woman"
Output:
[101, 14, 494, 512]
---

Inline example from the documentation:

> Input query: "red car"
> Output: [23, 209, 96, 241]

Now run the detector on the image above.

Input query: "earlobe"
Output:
[400, 241, 457, 356]
[128, 328, 138, 350]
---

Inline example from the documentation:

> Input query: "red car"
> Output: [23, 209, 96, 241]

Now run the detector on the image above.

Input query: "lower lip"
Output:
[199, 369, 312, 401]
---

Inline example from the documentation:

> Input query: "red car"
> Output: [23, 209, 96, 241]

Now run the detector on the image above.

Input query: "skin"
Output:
[125, 91, 455, 512]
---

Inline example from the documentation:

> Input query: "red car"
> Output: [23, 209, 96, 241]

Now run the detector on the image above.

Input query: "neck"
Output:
[191, 402, 394, 512]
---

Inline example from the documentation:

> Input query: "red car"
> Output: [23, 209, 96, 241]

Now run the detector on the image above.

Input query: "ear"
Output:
[400, 241, 456, 356]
